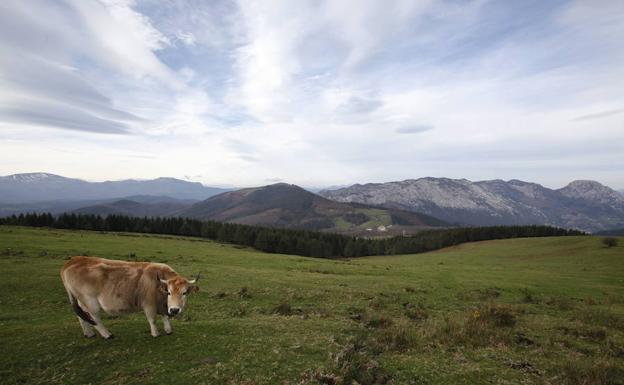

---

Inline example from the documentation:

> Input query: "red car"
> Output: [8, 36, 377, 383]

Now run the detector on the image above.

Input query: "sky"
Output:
[0, 0, 623, 189]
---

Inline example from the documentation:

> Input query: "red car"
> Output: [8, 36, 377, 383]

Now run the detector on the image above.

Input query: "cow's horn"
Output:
[157, 273, 168, 284]
[189, 272, 201, 284]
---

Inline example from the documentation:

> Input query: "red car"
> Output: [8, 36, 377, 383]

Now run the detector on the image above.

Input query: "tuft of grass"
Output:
[520, 287, 539, 303]
[375, 319, 419, 353]
[546, 296, 576, 310]
[327, 336, 392, 385]
[363, 312, 393, 329]
[557, 358, 624, 385]
[430, 302, 518, 347]
[230, 304, 248, 317]
[403, 302, 428, 321]
[558, 325, 608, 342]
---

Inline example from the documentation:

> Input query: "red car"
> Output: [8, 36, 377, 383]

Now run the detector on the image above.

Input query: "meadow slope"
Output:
[0, 226, 622, 385]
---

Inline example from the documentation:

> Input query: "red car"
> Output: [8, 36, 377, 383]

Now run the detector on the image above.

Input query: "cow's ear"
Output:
[157, 273, 168, 285]
[188, 285, 199, 294]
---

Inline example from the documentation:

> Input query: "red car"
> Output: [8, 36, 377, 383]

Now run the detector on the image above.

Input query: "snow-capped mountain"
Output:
[319, 178, 624, 232]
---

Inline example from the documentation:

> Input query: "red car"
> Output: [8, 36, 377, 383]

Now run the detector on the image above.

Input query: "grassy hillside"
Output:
[0, 226, 623, 385]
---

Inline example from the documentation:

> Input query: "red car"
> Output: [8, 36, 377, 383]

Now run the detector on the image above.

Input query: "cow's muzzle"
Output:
[168, 307, 181, 317]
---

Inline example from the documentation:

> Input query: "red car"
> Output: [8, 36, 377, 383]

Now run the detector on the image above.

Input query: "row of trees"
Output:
[0, 213, 584, 258]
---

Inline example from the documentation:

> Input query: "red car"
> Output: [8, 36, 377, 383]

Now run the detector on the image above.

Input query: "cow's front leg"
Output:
[144, 308, 160, 337]
[162, 316, 172, 335]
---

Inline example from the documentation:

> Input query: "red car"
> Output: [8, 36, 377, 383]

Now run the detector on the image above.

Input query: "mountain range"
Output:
[319, 178, 624, 233]
[0, 173, 227, 202]
[1, 173, 623, 233]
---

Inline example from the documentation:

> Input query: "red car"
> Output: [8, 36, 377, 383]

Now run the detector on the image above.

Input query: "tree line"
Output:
[0, 213, 584, 258]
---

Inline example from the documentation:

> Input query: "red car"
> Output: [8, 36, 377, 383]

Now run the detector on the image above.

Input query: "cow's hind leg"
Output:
[144, 307, 160, 337]
[80, 298, 114, 339]
[78, 317, 96, 338]
[162, 315, 172, 335]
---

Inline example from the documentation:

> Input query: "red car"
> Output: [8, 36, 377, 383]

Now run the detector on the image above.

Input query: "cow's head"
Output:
[158, 273, 200, 317]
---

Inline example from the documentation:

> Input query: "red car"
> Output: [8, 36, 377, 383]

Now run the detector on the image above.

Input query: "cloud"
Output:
[0, 101, 130, 134]
[396, 125, 434, 134]
[571, 108, 624, 121]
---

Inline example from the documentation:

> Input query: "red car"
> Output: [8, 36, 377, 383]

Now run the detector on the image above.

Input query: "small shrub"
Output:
[520, 288, 538, 304]
[364, 313, 393, 329]
[584, 297, 598, 306]
[514, 332, 535, 346]
[546, 296, 576, 311]
[328, 337, 392, 385]
[606, 339, 624, 358]
[602, 237, 619, 248]
[477, 302, 517, 327]
[273, 301, 293, 316]
[230, 304, 247, 317]
[237, 287, 251, 299]
[404, 303, 428, 321]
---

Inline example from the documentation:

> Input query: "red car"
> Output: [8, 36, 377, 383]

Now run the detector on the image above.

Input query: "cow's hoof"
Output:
[165, 330, 173, 335]
[105, 334, 115, 340]
[84, 333, 96, 338]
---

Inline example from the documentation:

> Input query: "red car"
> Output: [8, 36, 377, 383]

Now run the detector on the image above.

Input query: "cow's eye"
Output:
[182, 290, 188, 295]
[165, 291, 170, 296]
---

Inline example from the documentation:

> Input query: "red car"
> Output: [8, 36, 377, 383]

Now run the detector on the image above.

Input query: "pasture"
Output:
[0, 226, 623, 384]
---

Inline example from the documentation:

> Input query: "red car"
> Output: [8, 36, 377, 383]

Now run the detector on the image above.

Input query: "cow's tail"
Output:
[68, 292, 96, 325]
[61, 270, 96, 325]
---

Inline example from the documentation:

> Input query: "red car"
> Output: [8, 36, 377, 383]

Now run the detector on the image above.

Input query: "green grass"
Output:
[1, 226, 623, 385]
[357, 208, 392, 228]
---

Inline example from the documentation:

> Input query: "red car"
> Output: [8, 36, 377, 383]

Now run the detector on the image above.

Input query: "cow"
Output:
[60, 256, 200, 339]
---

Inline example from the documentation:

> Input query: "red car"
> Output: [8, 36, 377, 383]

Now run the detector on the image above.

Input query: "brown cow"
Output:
[60, 256, 199, 338]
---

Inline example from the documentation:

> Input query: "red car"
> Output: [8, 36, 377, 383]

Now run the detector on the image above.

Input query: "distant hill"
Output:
[72, 198, 193, 217]
[594, 228, 624, 236]
[0, 173, 228, 203]
[320, 178, 624, 233]
[0, 195, 198, 218]
[179, 183, 448, 235]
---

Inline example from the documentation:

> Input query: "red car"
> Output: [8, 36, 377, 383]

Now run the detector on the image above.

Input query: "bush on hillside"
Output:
[602, 237, 619, 248]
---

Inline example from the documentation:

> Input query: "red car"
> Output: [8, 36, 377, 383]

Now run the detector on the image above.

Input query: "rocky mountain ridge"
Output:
[320, 178, 624, 232]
